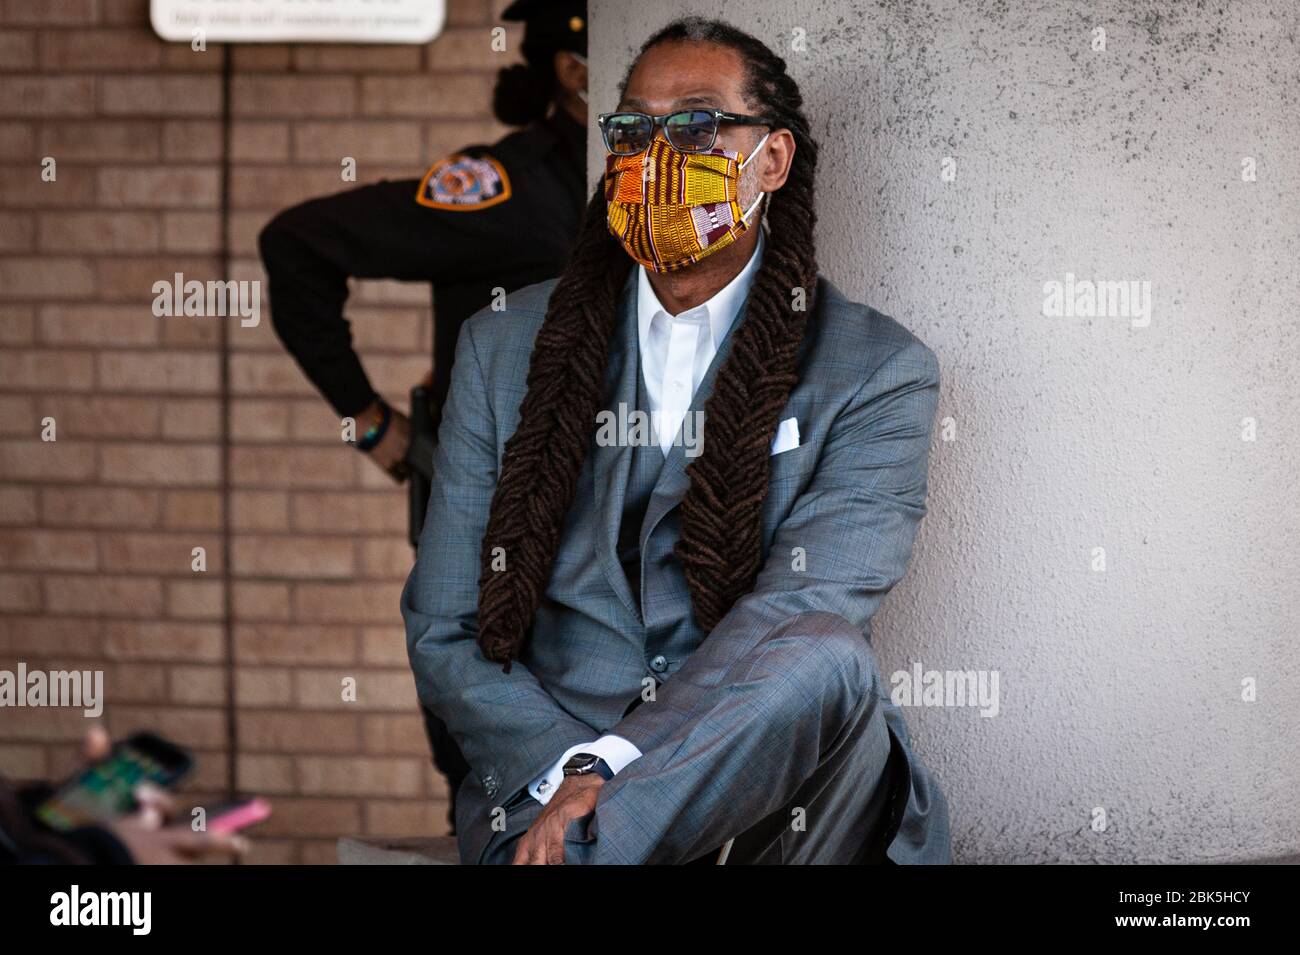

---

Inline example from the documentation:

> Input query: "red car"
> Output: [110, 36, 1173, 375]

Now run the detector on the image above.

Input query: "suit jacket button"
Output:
[650, 655, 668, 672]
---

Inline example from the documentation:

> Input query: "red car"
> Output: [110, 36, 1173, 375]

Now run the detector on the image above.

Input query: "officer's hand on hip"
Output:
[357, 399, 411, 481]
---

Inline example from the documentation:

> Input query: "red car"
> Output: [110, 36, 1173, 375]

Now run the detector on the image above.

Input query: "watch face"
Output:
[563, 754, 598, 775]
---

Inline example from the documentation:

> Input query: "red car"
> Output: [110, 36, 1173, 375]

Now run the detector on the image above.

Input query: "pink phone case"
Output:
[208, 798, 272, 834]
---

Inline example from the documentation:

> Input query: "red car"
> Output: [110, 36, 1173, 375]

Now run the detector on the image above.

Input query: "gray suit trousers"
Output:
[482, 611, 898, 865]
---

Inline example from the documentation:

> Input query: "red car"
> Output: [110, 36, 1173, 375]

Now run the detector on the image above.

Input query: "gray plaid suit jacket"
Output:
[401, 268, 951, 864]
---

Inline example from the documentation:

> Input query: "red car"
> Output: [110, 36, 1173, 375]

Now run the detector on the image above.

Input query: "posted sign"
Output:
[151, 0, 446, 44]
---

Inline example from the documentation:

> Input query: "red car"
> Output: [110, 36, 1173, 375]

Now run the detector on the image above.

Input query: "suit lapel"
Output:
[590, 269, 641, 621]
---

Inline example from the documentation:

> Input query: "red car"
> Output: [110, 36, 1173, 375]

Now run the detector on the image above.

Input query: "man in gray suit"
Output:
[401, 16, 951, 864]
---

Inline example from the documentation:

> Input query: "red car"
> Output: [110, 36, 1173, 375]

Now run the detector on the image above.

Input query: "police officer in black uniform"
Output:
[257, 0, 590, 826]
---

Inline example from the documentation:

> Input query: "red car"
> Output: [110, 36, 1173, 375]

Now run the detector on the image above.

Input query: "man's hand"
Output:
[510, 774, 604, 865]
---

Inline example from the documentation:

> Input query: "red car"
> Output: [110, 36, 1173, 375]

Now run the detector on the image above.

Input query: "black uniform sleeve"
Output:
[258, 174, 554, 418]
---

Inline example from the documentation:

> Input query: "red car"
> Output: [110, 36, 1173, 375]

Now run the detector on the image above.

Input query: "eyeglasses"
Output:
[597, 108, 775, 156]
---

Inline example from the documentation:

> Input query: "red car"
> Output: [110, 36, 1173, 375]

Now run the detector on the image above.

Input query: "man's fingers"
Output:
[82, 726, 111, 762]
[167, 829, 249, 859]
[132, 784, 176, 829]
[510, 831, 537, 865]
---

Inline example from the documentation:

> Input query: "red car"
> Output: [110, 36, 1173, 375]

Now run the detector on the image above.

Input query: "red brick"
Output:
[230, 45, 291, 72]
[237, 754, 295, 793]
[0, 76, 95, 117]
[160, 120, 221, 161]
[0, 571, 41, 611]
[291, 491, 406, 533]
[0, 528, 97, 571]
[0, 615, 101, 657]
[229, 490, 289, 531]
[107, 706, 226, 748]
[230, 121, 289, 161]
[0, 258, 95, 299]
[293, 45, 422, 73]
[0, 395, 34, 434]
[292, 120, 422, 164]
[103, 662, 168, 703]
[38, 211, 160, 253]
[238, 711, 360, 753]
[44, 574, 164, 617]
[253, 797, 359, 837]
[161, 211, 222, 254]
[364, 799, 450, 836]
[231, 580, 290, 621]
[0, 210, 34, 249]
[0, 440, 95, 481]
[360, 75, 491, 118]
[0, 348, 94, 388]
[230, 447, 353, 489]
[232, 77, 356, 118]
[0, 304, 34, 343]
[0, 742, 47, 778]
[103, 620, 223, 661]
[41, 487, 160, 528]
[361, 626, 408, 666]
[0, 485, 38, 523]
[0, 121, 34, 159]
[39, 120, 160, 161]
[294, 669, 416, 710]
[298, 755, 422, 797]
[100, 531, 221, 574]
[100, 444, 220, 486]
[97, 166, 220, 208]
[38, 304, 159, 343]
[40, 394, 160, 438]
[362, 714, 430, 756]
[165, 579, 225, 620]
[229, 352, 317, 396]
[97, 350, 220, 395]
[360, 538, 414, 577]
[0, 28, 36, 69]
[234, 623, 357, 665]
[162, 490, 223, 529]
[0, 164, 95, 208]
[428, 27, 518, 72]
[0, 0, 97, 25]
[229, 399, 290, 441]
[292, 582, 404, 624]
[234, 665, 290, 705]
[160, 398, 222, 440]
[231, 535, 354, 579]
[99, 76, 221, 116]
[39, 29, 162, 71]
[168, 664, 227, 704]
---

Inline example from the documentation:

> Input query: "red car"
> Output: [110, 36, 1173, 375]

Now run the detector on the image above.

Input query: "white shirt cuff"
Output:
[526, 735, 643, 806]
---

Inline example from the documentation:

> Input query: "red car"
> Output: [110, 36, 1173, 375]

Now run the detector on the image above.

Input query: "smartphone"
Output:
[36, 732, 194, 832]
[205, 797, 272, 835]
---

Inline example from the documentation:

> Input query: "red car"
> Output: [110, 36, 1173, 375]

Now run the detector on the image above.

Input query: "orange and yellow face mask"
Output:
[604, 134, 767, 273]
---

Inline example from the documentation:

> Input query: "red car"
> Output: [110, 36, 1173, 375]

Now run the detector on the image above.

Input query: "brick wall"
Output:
[0, 0, 515, 863]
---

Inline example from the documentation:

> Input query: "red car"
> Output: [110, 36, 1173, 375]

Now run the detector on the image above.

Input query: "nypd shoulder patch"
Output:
[415, 152, 513, 211]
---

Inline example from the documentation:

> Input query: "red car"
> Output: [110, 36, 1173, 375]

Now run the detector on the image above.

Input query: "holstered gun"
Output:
[406, 385, 437, 550]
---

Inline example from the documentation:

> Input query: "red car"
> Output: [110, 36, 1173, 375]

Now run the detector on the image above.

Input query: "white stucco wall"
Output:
[589, 0, 1299, 862]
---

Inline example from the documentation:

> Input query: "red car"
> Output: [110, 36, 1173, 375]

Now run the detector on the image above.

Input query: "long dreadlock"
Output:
[477, 17, 820, 669]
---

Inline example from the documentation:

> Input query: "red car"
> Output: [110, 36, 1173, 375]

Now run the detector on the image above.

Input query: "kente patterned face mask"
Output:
[604, 134, 768, 273]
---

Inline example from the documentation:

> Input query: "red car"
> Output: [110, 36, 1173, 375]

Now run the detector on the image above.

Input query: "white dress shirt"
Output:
[526, 233, 767, 806]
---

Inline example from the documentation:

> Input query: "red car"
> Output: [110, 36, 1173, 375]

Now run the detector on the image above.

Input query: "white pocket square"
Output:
[771, 417, 800, 455]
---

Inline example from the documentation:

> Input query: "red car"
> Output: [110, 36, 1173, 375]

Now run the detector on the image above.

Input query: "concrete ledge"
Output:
[337, 836, 461, 865]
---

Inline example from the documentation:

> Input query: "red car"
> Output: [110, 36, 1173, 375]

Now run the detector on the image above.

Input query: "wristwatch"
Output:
[562, 753, 614, 781]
